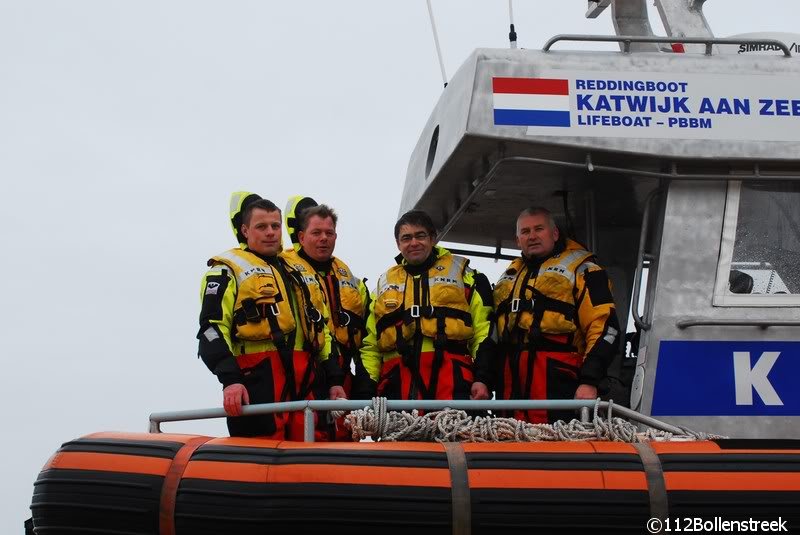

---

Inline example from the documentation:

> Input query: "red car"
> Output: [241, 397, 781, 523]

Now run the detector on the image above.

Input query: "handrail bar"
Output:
[677, 317, 800, 329]
[437, 155, 800, 254]
[446, 247, 517, 262]
[631, 189, 661, 331]
[543, 34, 792, 57]
[148, 399, 686, 437]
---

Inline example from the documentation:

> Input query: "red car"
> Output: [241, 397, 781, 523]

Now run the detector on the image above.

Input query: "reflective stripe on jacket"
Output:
[281, 249, 367, 349]
[209, 248, 327, 351]
[360, 246, 493, 384]
[493, 238, 619, 381]
[373, 250, 473, 352]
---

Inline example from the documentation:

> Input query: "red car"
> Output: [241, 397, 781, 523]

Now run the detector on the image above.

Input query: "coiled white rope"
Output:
[341, 397, 724, 443]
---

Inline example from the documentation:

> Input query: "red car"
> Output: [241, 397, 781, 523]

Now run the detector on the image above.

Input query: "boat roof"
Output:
[401, 45, 800, 248]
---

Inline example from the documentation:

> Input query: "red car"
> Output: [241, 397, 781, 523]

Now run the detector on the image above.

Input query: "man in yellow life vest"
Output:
[359, 210, 494, 401]
[493, 207, 621, 424]
[281, 197, 371, 400]
[198, 192, 344, 440]
[281, 197, 371, 440]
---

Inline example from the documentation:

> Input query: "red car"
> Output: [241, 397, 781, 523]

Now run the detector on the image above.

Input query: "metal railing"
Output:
[677, 317, 800, 329]
[149, 398, 686, 441]
[632, 189, 662, 331]
[437, 156, 800, 257]
[543, 34, 792, 57]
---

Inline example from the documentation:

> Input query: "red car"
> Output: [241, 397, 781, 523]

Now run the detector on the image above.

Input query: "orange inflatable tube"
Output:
[29, 433, 800, 534]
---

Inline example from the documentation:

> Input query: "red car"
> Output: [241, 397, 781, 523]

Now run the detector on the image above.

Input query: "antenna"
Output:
[508, 0, 518, 49]
[426, 0, 448, 88]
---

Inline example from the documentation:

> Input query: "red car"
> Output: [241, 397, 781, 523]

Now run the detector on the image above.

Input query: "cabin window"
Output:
[425, 125, 439, 179]
[714, 180, 800, 306]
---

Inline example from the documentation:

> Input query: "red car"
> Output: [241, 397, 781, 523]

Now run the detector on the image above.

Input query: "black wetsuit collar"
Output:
[299, 247, 333, 273]
[246, 248, 281, 266]
[399, 250, 439, 276]
[522, 237, 566, 270]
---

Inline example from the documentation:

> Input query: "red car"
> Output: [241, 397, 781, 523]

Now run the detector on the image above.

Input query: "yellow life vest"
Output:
[373, 252, 473, 352]
[493, 240, 594, 343]
[209, 248, 326, 350]
[326, 257, 366, 348]
[281, 250, 366, 349]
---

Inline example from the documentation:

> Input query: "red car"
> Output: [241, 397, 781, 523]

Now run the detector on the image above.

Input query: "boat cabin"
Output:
[400, 0, 800, 438]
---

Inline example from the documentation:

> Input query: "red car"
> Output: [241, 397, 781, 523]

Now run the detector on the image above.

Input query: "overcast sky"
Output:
[2, 1, 797, 530]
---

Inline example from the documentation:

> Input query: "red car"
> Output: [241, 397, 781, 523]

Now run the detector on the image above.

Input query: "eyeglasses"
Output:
[398, 231, 430, 244]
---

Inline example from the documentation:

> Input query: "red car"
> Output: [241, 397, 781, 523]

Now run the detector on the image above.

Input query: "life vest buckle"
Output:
[338, 310, 351, 326]
[242, 298, 261, 322]
[511, 298, 534, 313]
[268, 303, 281, 317]
[410, 304, 420, 318]
[307, 306, 323, 323]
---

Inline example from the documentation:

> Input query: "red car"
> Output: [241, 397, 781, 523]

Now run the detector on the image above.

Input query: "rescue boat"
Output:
[26, 1, 800, 533]
[30, 431, 800, 534]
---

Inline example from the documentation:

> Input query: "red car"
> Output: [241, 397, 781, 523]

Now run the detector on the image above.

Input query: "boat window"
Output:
[714, 180, 800, 306]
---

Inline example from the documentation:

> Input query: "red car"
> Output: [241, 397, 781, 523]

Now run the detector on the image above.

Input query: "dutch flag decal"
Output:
[492, 77, 571, 127]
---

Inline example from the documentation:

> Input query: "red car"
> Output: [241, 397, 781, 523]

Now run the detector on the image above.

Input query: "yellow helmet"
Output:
[284, 195, 318, 252]
[228, 191, 263, 249]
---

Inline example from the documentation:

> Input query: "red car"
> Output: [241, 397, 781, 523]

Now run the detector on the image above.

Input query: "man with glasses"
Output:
[358, 210, 494, 401]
